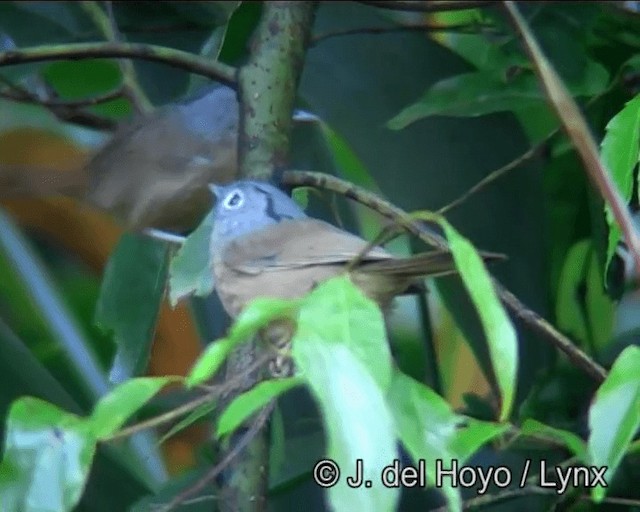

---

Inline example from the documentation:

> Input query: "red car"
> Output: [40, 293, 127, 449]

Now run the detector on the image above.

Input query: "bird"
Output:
[86, 85, 241, 232]
[1, 86, 315, 233]
[0, 85, 240, 232]
[209, 180, 500, 318]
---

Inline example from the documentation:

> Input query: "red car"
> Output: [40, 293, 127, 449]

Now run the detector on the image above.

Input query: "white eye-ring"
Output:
[223, 189, 245, 210]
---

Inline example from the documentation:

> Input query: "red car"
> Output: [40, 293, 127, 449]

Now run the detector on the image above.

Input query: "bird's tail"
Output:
[359, 250, 505, 279]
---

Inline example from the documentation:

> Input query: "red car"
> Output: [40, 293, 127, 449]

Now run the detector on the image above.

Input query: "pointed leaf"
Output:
[168, 210, 216, 306]
[96, 234, 169, 383]
[292, 277, 398, 512]
[90, 377, 177, 439]
[439, 219, 518, 420]
[601, 94, 640, 271]
[521, 419, 587, 461]
[217, 377, 302, 438]
[588, 346, 640, 502]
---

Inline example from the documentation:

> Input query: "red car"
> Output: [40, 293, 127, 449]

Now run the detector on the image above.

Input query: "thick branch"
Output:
[238, 2, 316, 179]
[219, 3, 317, 512]
[0, 42, 236, 85]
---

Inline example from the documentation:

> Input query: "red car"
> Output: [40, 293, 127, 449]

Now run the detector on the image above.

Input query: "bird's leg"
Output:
[261, 318, 297, 379]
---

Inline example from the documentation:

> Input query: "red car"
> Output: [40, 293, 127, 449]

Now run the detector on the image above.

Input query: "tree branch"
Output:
[0, 77, 121, 131]
[0, 42, 236, 85]
[80, 1, 152, 113]
[282, 170, 608, 383]
[218, 3, 317, 512]
[361, 1, 496, 13]
[504, 1, 640, 280]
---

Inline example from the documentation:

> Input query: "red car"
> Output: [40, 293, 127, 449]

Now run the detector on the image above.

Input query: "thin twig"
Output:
[0, 75, 119, 130]
[361, 1, 497, 12]
[106, 392, 215, 442]
[105, 348, 274, 442]
[311, 22, 500, 46]
[504, 1, 640, 280]
[80, 1, 152, 113]
[0, 42, 236, 85]
[157, 402, 275, 512]
[437, 87, 611, 215]
[438, 140, 549, 215]
[282, 170, 607, 382]
[0, 81, 124, 108]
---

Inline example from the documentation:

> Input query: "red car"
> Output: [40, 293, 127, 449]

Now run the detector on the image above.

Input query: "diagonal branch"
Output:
[503, 1, 640, 280]
[80, 1, 152, 113]
[282, 170, 608, 383]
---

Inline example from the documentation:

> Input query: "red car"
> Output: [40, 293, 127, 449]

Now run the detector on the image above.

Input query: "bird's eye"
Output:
[223, 189, 244, 210]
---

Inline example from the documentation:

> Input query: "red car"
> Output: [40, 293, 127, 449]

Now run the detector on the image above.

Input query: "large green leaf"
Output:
[600, 94, 640, 272]
[42, 60, 130, 120]
[291, 277, 398, 512]
[168, 209, 216, 307]
[438, 218, 518, 421]
[0, 398, 97, 512]
[90, 377, 177, 439]
[520, 419, 587, 461]
[388, 371, 462, 511]
[556, 240, 614, 351]
[389, 60, 608, 130]
[95, 234, 169, 383]
[296, 276, 392, 389]
[588, 345, 640, 502]
[388, 371, 507, 511]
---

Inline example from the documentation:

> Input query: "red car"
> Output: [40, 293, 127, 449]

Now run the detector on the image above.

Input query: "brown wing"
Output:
[221, 218, 392, 273]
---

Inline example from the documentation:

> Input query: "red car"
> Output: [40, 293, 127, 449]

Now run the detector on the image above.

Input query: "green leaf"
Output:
[388, 70, 546, 129]
[292, 277, 398, 512]
[291, 186, 311, 210]
[520, 419, 587, 461]
[389, 55, 607, 129]
[601, 94, 640, 272]
[43, 60, 121, 98]
[90, 377, 177, 439]
[387, 372, 507, 510]
[186, 297, 299, 387]
[387, 371, 462, 511]
[439, 219, 518, 421]
[584, 248, 615, 350]
[159, 400, 218, 445]
[555, 240, 592, 344]
[448, 418, 508, 462]
[297, 276, 392, 389]
[588, 346, 640, 502]
[186, 337, 238, 389]
[217, 377, 302, 438]
[43, 60, 130, 120]
[95, 234, 169, 383]
[0, 398, 96, 512]
[293, 346, 398, 512]
[216, 1, 263, 65]
[168, 209, 216, 307]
